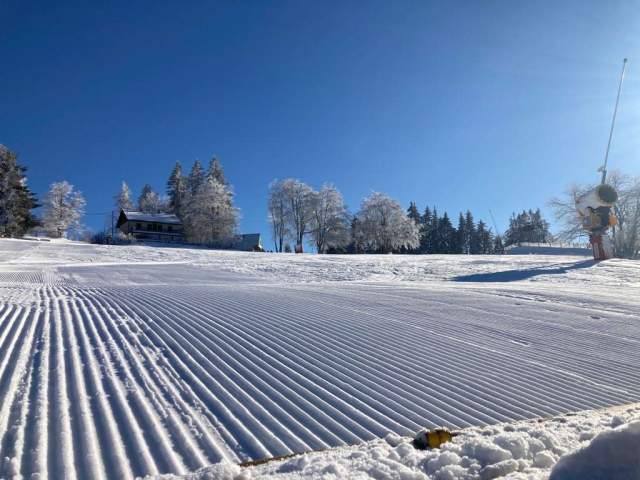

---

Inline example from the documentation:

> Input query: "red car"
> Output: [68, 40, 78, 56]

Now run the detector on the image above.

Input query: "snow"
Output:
[154, 404, 640, 480]
[0, 238, 639, 479]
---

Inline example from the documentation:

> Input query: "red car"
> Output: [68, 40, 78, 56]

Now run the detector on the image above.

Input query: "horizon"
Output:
[2, 1, 639, 245]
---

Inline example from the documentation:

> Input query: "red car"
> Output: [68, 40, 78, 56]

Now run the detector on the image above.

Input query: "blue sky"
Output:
[1, 1, 638, 244]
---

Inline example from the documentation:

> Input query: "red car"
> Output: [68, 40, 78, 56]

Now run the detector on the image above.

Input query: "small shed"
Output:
[116, 210, 184, 243]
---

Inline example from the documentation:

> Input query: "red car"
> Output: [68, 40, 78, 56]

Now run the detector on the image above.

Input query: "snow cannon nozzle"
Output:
[413, 428, 458, 450]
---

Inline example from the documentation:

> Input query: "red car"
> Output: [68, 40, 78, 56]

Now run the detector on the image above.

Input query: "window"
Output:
[136, 223, 141, 229]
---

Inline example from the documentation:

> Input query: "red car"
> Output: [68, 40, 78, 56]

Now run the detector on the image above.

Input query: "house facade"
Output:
[116, 210, 184, 243]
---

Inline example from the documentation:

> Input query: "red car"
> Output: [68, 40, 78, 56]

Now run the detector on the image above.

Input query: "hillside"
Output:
[0, 239, 638, 479]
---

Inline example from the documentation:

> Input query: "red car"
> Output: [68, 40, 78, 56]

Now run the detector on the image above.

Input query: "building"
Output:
[116, 210, 263, 250]
[233, 233, 263, 252]
[116, 210, 184, 243]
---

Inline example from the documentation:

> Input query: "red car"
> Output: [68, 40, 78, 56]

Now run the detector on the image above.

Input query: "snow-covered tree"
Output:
[281, 179, 314, 252]
[138, 184, 162, 214]
[207, 156, 227, 185]
[188, 160, 205, 196]
[114, 181, 133, 212]
[42, 181, 85, 238]
[353, 192, 419, 253]
[309, 184, 351, 253]
[167, 162, 187, 216]
[183, 176, 238, 245]
[267, 180, 290, 252]
[0, 145, 38, 237]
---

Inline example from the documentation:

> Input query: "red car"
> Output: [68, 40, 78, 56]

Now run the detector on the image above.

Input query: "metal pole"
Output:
[601, 58, 628, 184]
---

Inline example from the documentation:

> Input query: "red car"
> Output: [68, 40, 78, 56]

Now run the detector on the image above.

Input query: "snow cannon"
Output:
[575, 184, 618, 233]
[413, 428, 458, 450]
[575, 184, 618, 260]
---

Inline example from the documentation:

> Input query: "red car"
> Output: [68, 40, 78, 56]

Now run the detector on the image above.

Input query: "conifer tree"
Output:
[167, 162, 187, 216]
[456, 212, 466, 254]
[0, 145, 38, 237]
[493, 235, 505, 254]
[437, 212, 456, 253]
[138, 184, 162, 214]
[476, 220, 493, 253]
[420, 206, 432, 253]
[206, 156, 227, 185]
[114, 181, 133, 212]
[407, 202, 421, 226]
[188, 160, 205, 196]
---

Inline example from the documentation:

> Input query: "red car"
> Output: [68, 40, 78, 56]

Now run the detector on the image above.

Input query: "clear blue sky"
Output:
[1, 1, 638, 243]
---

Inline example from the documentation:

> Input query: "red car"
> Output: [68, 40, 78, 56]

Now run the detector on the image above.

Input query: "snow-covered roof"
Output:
[121, 211, 182, 225]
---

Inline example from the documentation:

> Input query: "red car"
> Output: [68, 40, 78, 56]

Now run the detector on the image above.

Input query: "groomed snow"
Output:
[0, 239, 639, 479]
[153, 403, 640, 480]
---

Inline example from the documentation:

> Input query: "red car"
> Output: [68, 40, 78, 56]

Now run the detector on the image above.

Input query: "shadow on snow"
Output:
[453, 259, 598, 283]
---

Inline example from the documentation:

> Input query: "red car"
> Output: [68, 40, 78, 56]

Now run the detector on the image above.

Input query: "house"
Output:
[233, 233, 263, 252]
[116, 210, 184, 243]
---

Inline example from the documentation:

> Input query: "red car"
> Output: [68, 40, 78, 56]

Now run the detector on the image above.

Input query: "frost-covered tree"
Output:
[42, 181, 85, 238]
[207, 156, 227, 185]
[138, 184, 162, 214]
[281, 179, 314, 252]
[188, 160, 205, 196]
[183, 176, 238, 245]
[114, 181, 133, 212]
[182, 158, 238, 245]
[267, 179, 290, 252]
[0, 145, 38, 237]
[309, 184, 351, 253]
[167, 162, 187, 217]
[354, 192, 419, 253]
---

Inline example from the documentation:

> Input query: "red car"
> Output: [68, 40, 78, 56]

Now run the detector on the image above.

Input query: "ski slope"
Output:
[0, 239, 639, 479]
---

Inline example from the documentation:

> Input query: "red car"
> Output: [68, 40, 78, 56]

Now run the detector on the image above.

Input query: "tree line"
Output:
[0, 145, 87, 239]
[114, 156, 239, 245]
[265, 178, 551, 254]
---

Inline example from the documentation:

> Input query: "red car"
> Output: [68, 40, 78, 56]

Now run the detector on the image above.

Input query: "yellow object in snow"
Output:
[609, 214, 618, 227]
[413, 428, 456, 449]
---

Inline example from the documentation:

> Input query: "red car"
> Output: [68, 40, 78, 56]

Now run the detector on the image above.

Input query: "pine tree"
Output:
[114, 181, 133, 212]
[428, 207, 439, 253]
[419, 206, 432, 253]
[456, 212, 466, 254]
[406, 202, 421, 253]
[167, 162, 187, 216]
[476, 220, 493, 253]
[493, 235, 505, 254]
[188, 160, 205, 196]
[206, 156, 227, 185]
[437, 212, 456, 253]
[138, 184, 162, 214]
[0, 145, 38, 237]
[407, 202, 421, 226]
